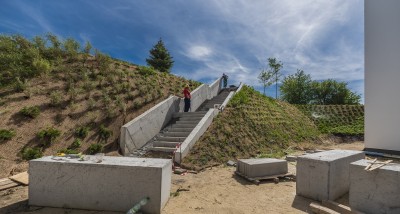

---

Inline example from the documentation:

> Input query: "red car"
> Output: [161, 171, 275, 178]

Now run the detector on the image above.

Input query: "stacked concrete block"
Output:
[29, 156, 172, 214]
[237, 158, 288, 178]
[349, 159, 400, 214]
[296, 150, 364, 201]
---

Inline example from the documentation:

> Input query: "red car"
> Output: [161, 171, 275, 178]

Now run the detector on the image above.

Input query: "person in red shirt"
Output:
[183, 84, 191, 112]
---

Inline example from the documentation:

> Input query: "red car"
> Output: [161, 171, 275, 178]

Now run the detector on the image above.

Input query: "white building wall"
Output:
[365, 0, 400, 152]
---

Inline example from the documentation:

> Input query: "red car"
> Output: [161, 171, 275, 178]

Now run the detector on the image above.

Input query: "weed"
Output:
[14, 77, 28, 92]
[137, 66, 155, 77]
[37, 127, 61, 146]
[70, 139, 82, 148]
[0, 129, 15, 142]
[49, 91, 63, 107]
[75, 126, 90, 138]
[88, 98, 96, 110]
[99, 125, 112, 141]
[21, 147, 43, 160]
[20, 106, 40, 118]
[88, 143, 103, 154]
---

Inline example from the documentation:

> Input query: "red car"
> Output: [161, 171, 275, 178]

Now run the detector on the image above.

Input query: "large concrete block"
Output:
[296, 150, 364, 201]
[236, 158, 288, 178]
[29, 156, 172, 214]
[349, 159, 400, 214]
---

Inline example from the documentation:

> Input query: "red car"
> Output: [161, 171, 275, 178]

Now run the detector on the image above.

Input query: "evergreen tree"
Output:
[146, 38, 174, 73]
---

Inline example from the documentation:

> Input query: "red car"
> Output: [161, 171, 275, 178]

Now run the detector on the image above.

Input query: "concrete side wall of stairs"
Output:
[120, 77, 223, 155]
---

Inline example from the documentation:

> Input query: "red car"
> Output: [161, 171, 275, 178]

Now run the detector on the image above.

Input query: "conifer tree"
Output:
[146, 38, 174, 73]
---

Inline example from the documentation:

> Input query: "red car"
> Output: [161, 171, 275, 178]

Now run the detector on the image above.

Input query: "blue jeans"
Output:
[184, 98, 191, 112]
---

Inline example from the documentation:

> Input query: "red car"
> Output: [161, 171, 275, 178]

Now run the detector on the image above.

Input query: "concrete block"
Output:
[236, 158, 288, 178]
[29, 156, 172, 214]
[296, 150, 365, 201]
[349, 159, 400, 214]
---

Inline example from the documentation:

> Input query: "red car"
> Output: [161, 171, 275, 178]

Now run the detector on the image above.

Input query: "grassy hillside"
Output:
[182, 85, 322, 170]
[0, 34, 200, 177]
[295, 105, 364, 136]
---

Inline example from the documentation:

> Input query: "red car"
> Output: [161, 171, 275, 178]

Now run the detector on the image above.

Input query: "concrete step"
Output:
[163, 127, 194, 132]
[175, 120, 199, 125]
[153, 141, 180, 148]
[168, 123, 198, 128]
[156, 136, 186, 142]
[150, 147, 176, 152]
[161, 132, 190, 137]
[178, 117, 203, 121]
[173, 112, 207, 118]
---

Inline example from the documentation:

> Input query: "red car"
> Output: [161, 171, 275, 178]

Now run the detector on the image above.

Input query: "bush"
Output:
[14, 77, 27, 92]
[37, 127, 61, 146]
[22, 147, 42, 160]
[75, 126, 89, 138]
[49, 91, 63, 107]
[88, 143, 103, 154]
[33, 57, 52, 75]
[99, 125, 112, 141]
[0, 129, 15, 142]
[20, 106, 40, 118]
[137, 66, 155, 77]
[70, 139, 82, 149]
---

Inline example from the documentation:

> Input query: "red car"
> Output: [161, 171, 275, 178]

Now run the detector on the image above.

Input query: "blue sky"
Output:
[0, 0, 364, 101]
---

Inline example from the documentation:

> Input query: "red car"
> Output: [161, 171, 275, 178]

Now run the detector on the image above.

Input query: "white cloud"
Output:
[185, 45, 213, 60]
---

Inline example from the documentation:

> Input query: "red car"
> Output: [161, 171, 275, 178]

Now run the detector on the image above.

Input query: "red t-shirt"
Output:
[183, 88, 191, 99]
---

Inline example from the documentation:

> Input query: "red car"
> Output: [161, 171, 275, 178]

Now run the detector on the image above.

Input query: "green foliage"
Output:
[32, 57, 52, 75]
[83, 41, 92, 55]
[75, 126, 90, 138]
[71, 139, 82, 149]
[146, 38, 174, 73]
[63, 38, 80, 58]
[99, 125, 112, 141]
[0, 129, 16, 142]
[137, 66, 156, 77]
[258, 69, 274, 96]
[22, 147, 43, 160]
[280, 69, 313, 104]
[296, 105, 364, 135]
[49, 91, 63, 107]
[37, 127, 61, 146]
[267, 58, 283, 99]
[20, 106, 40, 118]
[88, 143, 103, 154]
[228, 88, 249, 107]
[14, 77, 28, 92]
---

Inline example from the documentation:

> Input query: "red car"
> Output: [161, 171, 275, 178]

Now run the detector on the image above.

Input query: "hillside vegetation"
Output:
[182, 85, 322, 170]
[296, 105, 364, 136]
[0, 34, 200, 177]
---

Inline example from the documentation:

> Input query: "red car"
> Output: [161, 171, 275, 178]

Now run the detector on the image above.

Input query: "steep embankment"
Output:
[182, 85, 321, 169]
[0, 34, 200, 177]
[296, 105, 364, 136]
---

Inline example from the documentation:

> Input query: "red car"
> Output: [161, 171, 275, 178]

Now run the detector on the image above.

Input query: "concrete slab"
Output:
[29, 156, 172, 214]
[296, 150, 365, 201]
[349, 159, 400, 214]
[236, 158, 288, 178]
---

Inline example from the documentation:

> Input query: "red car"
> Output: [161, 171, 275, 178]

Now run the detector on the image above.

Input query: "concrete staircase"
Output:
[149, 89, 231, 153]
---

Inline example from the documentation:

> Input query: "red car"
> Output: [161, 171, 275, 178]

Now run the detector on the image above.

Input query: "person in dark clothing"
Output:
[222, 73, 228, 88]
[183, 84, 191, 112]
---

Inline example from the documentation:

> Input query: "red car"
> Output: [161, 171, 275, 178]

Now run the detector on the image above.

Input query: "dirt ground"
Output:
[0, 141, 364, 214]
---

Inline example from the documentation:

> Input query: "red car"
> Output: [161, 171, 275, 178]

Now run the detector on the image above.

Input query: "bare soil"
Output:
[0, 141, 364, 214]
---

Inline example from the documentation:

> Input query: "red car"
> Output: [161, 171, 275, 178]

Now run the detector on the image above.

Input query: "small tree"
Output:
[258, 69, 274, 96]
[280, 69, 313, 104]
[146, 38, 174, 73]
[267, 58, 283, 99]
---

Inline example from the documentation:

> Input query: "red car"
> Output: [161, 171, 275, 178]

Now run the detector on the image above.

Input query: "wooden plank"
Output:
[9, 171, 29, 185]
[309, 202, 340, 214]
[367, 160, 392, 171]
[0, 178, 19, 191]
[322, 200, 365, 214]
[364, 158, 377, 170]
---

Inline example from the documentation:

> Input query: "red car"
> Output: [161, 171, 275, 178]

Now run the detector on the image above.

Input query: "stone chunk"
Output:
[236, 158, 288, 178]
[349, 159, 400, 214]
[29, 156, 172, 214]
[296, 150, 364, 201]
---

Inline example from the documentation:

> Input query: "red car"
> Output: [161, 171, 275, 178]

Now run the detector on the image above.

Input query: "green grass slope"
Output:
[182, 85, 321, 169]
[295, 105, 364, 136]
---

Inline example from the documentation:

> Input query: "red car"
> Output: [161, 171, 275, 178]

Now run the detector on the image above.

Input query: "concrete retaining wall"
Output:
[349, 159, 400, 214]
[29, 156, 172, 214]
[296, 150, 365, 201]
[120, 96, 180, 155]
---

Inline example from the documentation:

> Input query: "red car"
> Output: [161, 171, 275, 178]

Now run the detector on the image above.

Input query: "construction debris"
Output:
[364, 159, 393, 171]
[226, 160, 236, 166]
[9, 171, 29, 185]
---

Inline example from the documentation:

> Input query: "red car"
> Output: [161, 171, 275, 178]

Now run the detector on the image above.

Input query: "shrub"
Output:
[99, 125, 112, 141]
[88, 143, 103, 154]
[20, 106, 40, 118]
[37, 127, 61, 146]
[14, 77, 27, 92]
[75, 126, 89, 138]
[137, 66, 155, 77]
[22, 147, 43, 160]
[70, 139, 82, 149]
[0, 129, 15, 142]
[32, 57, 52, 75]
[49, 91, 63, 107]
